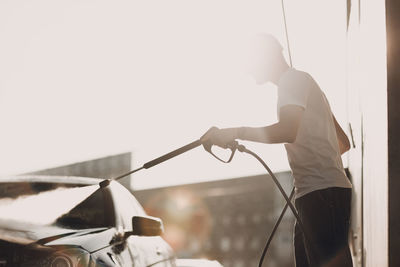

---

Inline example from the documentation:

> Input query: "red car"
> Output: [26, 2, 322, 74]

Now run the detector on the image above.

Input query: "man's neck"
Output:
[271, 63, 290, 86]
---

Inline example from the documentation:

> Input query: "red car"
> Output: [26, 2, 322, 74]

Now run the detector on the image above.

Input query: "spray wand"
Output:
[111, 139, 238, 181]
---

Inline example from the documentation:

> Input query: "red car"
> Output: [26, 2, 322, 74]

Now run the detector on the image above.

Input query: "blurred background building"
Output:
[27, 153, 133, 188]
[134, 173, 295, 267]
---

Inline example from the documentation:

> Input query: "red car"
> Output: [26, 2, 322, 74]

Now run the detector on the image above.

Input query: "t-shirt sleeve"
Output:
[277, 72, 310, 110]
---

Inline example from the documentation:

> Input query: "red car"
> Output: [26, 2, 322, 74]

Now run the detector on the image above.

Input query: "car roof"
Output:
[0, 175, 104, 185]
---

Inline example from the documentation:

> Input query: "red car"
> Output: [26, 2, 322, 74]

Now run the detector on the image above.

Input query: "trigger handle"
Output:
[202, 140, 213, 153]
[227, 140, 238, 151]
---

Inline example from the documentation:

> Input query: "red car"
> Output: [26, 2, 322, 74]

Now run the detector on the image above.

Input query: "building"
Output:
[134, 173, 295, 267]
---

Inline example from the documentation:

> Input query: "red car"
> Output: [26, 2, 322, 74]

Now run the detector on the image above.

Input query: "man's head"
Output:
[245, 33, 288, 85]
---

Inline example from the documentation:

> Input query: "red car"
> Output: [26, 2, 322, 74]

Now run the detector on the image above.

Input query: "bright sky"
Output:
[0, 0, 348, 190]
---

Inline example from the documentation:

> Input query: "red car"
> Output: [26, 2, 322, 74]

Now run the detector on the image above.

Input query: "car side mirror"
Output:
[129, 215, 164, 236]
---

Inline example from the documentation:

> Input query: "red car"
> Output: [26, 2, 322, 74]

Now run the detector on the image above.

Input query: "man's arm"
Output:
[200, 105, 304, 147]
[237, 105, 304, 144]
[332, 114, 351, 155]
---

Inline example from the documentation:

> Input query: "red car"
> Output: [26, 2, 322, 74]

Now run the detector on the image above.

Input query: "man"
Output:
[200, 34, 353, 267]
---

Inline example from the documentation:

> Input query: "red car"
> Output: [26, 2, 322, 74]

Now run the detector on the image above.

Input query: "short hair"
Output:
[250, 33, 283, 57]
[244, 33, 284, 73]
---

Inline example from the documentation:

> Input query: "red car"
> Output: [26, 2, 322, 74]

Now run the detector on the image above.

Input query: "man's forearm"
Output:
[236, 123, 295, 144]
[214, 106, 303, 146]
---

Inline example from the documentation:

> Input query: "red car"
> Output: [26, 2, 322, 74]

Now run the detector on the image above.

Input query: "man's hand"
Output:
[332, 115, 351, 155]
[200, 127, 238, 149]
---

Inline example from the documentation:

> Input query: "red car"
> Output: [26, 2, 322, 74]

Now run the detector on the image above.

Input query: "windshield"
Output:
[0, 182, 115, 230]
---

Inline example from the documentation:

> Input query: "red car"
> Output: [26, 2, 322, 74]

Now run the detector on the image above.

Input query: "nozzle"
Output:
[99, 179, 111, 188]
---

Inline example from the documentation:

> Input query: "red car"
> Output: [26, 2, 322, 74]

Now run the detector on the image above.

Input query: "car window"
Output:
[110, 182, 146, 230]
[55, 187, 115, 229]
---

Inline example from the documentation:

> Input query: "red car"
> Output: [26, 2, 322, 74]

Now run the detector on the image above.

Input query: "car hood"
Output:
[0, 219, 114, 253]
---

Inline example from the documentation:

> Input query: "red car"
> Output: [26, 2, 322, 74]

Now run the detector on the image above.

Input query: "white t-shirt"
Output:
[277, 68, 352, 199]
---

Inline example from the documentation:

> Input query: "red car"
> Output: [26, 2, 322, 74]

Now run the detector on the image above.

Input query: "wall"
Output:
[347, 0, 388, 266]
[386, 0, 400, 266]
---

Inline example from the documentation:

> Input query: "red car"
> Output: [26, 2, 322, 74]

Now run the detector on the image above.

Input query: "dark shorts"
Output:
[294, 187, 353, 267]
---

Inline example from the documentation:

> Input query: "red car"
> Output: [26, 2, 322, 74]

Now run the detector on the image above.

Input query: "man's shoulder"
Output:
[278, 68, 312, 88]
[285, 68, 311, 79]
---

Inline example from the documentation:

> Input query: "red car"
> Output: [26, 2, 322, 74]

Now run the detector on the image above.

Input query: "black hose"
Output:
[237, 144, 317, 267]
[258, 187, 295, 267]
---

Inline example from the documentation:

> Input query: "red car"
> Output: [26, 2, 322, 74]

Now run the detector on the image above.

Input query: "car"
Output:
[0, 175, 176, 267]
[175, 259, 223, 267]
